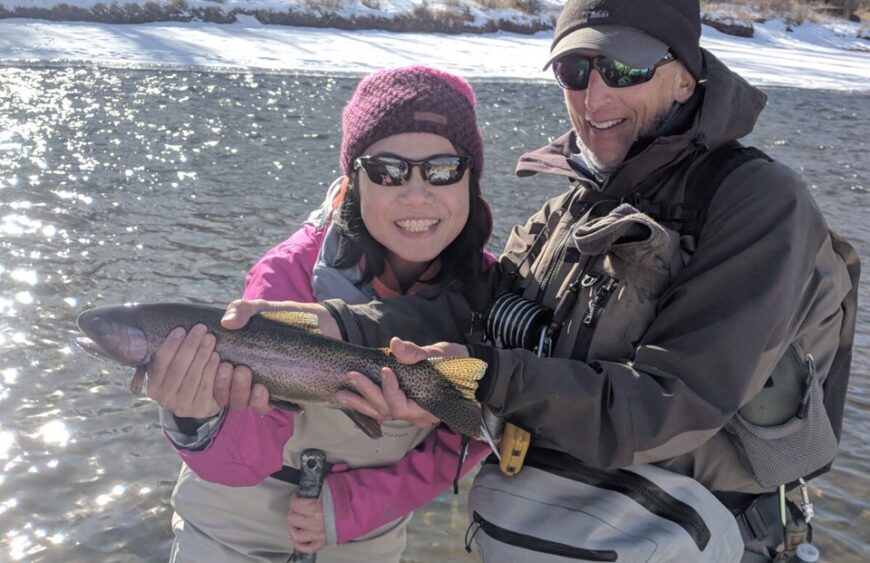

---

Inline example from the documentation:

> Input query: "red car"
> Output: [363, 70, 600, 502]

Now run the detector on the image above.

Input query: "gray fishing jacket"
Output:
[323, 50, 853, 495]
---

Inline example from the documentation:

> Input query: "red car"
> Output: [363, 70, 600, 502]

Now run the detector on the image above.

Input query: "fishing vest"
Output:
[465, 143, 859, 562]
[484, 142, 858, 487]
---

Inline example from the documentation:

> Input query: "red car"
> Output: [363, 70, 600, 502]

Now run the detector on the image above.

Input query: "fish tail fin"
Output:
[428, 358, 487, 401]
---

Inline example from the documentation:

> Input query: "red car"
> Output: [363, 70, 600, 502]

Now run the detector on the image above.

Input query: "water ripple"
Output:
[0, 68, 867, 562]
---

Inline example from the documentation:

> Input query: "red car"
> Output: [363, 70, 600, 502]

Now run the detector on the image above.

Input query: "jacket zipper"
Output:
[536, 226, 575, 303]
[524, 454, 711, 551]
[468, 512, 618, 561]
[575, 274, 619, 361]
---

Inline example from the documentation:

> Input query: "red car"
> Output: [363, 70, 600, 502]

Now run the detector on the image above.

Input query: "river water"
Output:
[0, 66, 867, 562]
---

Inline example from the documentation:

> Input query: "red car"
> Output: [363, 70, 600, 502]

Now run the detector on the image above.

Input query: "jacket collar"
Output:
[514, 49, 767, 199]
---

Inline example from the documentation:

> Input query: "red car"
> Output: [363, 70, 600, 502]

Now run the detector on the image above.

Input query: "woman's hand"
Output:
[334, 337, 469, 427]
[146, 324, 267, 417]
[287, 493, 327, 554]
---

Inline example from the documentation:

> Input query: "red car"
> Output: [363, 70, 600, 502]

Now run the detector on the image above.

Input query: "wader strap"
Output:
[270, 462, 334, 485]
[735, 498, 774, 545]
[682, 141, 772, 239]
[453, 434, 471, 494]
[731, 493, 812, 562]
[627, 142, 772, 240]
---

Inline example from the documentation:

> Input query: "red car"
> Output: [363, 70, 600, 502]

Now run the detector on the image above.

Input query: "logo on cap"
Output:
[589, 9, 610, 20]
[413, 111, 448, 125]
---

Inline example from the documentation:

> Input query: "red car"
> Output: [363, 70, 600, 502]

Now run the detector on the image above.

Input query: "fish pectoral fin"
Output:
[260, 311, 322, 334]
[428, 357, 488, 401]
[340, 408, 383, 439]
[268, 398, 303, 413]
[131, 365, 147, 396]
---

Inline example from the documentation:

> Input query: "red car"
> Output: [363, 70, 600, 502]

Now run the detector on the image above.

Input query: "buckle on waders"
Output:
[497, 326, 549, 476]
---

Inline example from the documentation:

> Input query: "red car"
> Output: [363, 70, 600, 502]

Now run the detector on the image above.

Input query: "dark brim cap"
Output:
[543, 24, 670, 70]
[546, 0, 703, 79]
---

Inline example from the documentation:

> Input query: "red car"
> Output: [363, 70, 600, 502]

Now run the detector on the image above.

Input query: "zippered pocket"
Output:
[466, 461, 742, 563]
[467, 512, 618, 561]
[524, 452, 710, 550]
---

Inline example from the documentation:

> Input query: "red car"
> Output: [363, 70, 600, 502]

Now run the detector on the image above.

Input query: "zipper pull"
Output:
[581, 275, 602, 325]
[464, 515, 483, 553]
[797, 354, 816, 420]
[583, 277, 618, 326]
[581, 273, 600, 288]
[798, 478, 815, 522]
[583, 301, 598, 325]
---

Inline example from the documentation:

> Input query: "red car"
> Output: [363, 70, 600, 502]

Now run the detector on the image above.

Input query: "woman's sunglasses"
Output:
[552, 52, 675, 90]
[354, 154, 471, 187]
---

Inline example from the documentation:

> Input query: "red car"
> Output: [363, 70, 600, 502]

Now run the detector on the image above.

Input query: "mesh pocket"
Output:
[729, 376, 837, 487]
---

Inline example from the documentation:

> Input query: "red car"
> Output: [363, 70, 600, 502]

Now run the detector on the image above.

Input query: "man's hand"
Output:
[213, 299, 343, 415]
[221, 298, 340, 340]
[334, 337, 469, 427]
[287, 494, 327, 554]
[389, 337, 469, 363]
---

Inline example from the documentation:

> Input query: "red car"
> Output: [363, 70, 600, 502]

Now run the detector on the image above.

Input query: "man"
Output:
[177, 0, 857, 560]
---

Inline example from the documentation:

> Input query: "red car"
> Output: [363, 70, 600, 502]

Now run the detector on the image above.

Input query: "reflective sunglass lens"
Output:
[553, 57, 590, 90]
[362, 157, 407, 186]
[425, 157, 465, 186]
[357, 156, 468, 187]
[553, 55, 658, 90]
[378, 159, 410, 185]
[598, 59, 655, 88]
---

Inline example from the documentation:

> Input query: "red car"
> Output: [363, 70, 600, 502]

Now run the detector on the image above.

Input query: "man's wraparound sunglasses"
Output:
[354, 154, 471, 187]
[552, 52, 675, 90]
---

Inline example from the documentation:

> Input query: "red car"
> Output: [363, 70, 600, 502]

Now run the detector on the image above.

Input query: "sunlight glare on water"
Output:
[36, 421, 70, 448]
[0, 431, 15, 460]
[0, 66, 866, 561]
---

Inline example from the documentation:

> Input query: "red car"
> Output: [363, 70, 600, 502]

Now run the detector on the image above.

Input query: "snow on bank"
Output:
[0, 8, 867, 92]
[0, 0, 563, 30]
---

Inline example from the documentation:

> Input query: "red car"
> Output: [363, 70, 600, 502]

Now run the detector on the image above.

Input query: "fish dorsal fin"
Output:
[428, 357, 487, 401]
[260, 311, 322, 334]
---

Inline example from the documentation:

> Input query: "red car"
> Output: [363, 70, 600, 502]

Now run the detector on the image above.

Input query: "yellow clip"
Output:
[499, 423, 531, 476]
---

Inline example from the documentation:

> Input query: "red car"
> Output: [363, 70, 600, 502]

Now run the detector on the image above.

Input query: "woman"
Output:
[148, 66, 494, 562]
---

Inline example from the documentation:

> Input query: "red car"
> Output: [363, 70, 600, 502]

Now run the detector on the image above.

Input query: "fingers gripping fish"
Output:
[75, 303, 486, 439]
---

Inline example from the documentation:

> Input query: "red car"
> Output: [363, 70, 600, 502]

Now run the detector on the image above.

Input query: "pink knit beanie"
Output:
[340, 65, 484, 184]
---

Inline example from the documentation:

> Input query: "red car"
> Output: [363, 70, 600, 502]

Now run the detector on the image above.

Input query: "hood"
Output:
[516, 49, 768, 196]
[693, 49, 767, 148]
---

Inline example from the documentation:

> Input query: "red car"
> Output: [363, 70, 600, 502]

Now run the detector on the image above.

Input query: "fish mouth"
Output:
[74, 335, 120, 362]
[76, 307, 149, 367]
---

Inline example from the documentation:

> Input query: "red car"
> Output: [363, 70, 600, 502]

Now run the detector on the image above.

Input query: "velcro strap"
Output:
[734, 493, 784, 545]
[739, 504, 770, 543]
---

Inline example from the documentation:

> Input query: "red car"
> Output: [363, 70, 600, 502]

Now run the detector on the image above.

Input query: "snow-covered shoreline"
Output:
[0, 4, 868, 92]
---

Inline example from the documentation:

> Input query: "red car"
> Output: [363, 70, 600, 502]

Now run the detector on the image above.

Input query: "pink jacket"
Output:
[174, 223, 491, 544]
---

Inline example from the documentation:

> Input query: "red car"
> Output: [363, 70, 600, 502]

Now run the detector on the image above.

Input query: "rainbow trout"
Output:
[76, 303, 486, 438]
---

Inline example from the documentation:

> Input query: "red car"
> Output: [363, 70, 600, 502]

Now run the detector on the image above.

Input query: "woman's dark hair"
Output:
[332, 167, 490, 288]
